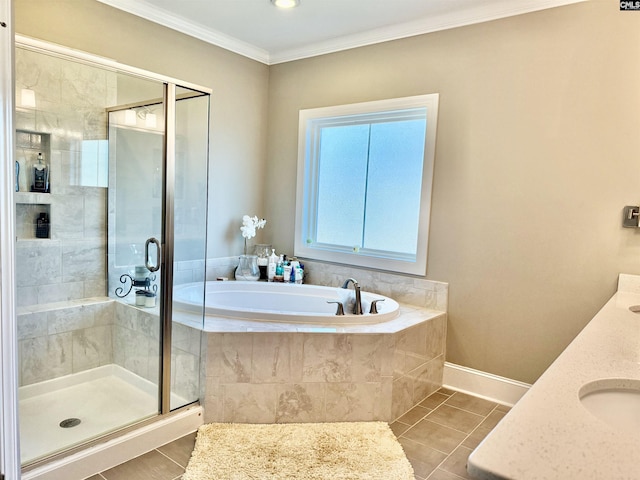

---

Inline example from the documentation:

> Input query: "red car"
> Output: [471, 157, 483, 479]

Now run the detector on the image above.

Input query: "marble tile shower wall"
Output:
[17, 299, 114, 386]
[113, 302, 201, 401]
[15, 47, 114, 307]
[16, 297, 201, 401]
[200, 314, 447, 424]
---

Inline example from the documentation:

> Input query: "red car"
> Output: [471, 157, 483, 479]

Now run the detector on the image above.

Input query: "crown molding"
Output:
[269, 0, 587, 64]
[98, 0, 586, 66]
[97, 0, 271, 64]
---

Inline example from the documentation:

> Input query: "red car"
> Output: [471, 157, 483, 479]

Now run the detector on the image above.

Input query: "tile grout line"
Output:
[155, 447, 188, 471]
[399, 391, 501, 480]
[426, 402, 502, 479]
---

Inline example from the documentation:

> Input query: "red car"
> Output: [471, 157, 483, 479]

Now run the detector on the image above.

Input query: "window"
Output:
[294, 94, 439, 275]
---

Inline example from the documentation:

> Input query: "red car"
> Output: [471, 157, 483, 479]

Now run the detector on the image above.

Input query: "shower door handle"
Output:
[145, 237, 162, 272]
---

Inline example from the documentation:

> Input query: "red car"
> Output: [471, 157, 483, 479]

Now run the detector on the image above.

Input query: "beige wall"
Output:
[15, 0, 270, 258]
[14, 0, 640, 384]
[266, 1, 640, 383]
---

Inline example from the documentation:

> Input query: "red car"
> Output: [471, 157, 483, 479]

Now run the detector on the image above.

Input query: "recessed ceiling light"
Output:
[271, 0, 300, 8]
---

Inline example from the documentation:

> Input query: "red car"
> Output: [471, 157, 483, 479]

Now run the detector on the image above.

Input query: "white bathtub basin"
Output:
[579, 379, 640, 434]
[173, 281, 400, 325]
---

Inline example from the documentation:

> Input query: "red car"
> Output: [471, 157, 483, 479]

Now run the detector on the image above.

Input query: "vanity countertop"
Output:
[467, 273, 640, 479]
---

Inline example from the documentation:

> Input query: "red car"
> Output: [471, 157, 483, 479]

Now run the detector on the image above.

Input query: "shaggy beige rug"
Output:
[182, 422, 414, 480]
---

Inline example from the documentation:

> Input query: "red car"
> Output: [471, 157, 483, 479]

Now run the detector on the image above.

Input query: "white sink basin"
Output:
[579, 379, 640, 434]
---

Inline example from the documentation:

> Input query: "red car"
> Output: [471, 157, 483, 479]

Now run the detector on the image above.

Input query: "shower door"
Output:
[108, 83, 210, 413]
[13, 37, 210, 466]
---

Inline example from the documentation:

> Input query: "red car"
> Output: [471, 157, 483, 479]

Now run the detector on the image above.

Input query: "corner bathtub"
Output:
[172, 281, 399, 325]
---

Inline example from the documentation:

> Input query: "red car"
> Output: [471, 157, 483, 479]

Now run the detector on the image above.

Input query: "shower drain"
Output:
[59, 418, 81, 428]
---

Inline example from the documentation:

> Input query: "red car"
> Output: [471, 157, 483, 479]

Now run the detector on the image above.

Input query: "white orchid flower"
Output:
[240, 215, 266, 240]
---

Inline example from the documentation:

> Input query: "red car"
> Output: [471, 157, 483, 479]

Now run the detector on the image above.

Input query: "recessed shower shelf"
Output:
[15, 202, 51, 240]
[15, 192, 52, 204]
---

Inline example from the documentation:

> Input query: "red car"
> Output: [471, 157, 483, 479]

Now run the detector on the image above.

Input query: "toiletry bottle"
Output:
[290, 258, 300, 284]
[32, 153, 48, 193]
[295, 263, 304, 284]
[275, 255, 284, 282]
[283, 263, 293, 284]
[35, 212, 49, 239]
[267, 249, 278, 282]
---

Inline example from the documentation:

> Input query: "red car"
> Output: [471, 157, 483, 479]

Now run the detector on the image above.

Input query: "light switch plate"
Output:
[623, 206, 639, 228]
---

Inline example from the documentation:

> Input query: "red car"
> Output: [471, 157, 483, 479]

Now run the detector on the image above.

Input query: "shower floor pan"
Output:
[19, 364, 179, 464]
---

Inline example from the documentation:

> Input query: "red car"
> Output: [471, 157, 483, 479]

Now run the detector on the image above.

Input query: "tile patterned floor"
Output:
[85, 388, 508, 480]
[390, 388, 509, 479]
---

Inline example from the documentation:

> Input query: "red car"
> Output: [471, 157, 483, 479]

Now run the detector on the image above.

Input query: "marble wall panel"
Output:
[84, 276, 107, 299]
[62, 239, 105, 282]
[351, 334, 384, 382]
[20, 332, 73, 385]
[112, 302, 163, 385]
[173, 322, 202, 357]
[302, 334, 353, 383]
[391, 375, 414, 420]
[252, 333, 303, 384]
[410, 355, 444, 404]
[72, 325, 113, 372]
[83, 189, 107, 236]
[202, 375, 222, 424]
[425, 315, 447, 361]
[112, 324, 152, 382]
[325, 382, 383, 422]
[48, 304, 95, 334]
[16, 286, 38, 307]
[172, 347, 200, 403]
[15, 47, 111, 307]
[222, 383, 277, 423]
[275, 383, 325, 423]
[299, 259, 448, 310]
[218, 333, 253, 383]
[17, 311, 48, 340]
[201, 313, 445, 424]
[15, 241, 62, 287]
[52, 194, 85, 240]
[18, 300, 122, 386]
[37, 281, 85, 304]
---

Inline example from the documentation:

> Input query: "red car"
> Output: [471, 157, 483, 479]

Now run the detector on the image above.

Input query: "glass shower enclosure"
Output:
[14, 37, 210, 466]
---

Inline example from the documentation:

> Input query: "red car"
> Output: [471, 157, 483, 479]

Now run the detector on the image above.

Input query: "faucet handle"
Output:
[369, 298, 385, 314]
[327, 301, 345, 316]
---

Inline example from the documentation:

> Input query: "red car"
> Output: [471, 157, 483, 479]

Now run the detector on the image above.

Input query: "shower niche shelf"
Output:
[16, 129, 51, 194]
[15, 130, 52, 240]
[16, 202, 51, 240]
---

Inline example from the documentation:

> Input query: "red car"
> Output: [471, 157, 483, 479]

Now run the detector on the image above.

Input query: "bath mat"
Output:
[183, 421, 414, 480]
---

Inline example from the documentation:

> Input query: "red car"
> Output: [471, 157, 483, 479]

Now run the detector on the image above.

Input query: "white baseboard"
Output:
[22, 405, 203, 480]
[443, 362, 530, 407]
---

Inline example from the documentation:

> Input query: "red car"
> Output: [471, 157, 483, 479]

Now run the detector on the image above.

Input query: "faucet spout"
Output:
[341, 278, 363, 315]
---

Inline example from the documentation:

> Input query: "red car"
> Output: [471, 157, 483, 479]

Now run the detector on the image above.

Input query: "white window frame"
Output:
[294, 94, 439, 275]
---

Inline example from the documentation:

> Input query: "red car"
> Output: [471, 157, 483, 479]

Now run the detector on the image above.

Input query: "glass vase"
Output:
[235, 254, 260, 281]
[254, 243, 272, 280]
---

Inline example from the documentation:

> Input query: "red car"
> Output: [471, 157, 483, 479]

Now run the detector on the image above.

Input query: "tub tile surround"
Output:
[200, 313, 447, 424]
[468, 273, 640, 479]
[184, 255, 450, 424]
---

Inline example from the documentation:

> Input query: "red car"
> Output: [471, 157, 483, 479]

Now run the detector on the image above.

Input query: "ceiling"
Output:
[97, 0, 585, 65]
